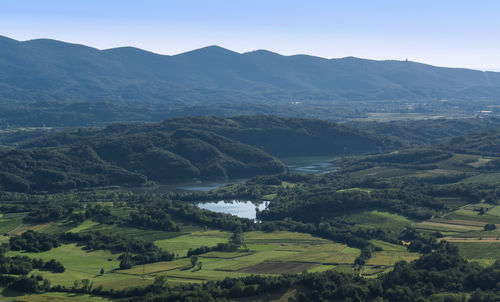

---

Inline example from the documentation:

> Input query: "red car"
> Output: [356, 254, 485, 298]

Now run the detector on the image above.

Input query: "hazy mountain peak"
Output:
[243, 49, 283, 57]
[175, 45, 240, 57]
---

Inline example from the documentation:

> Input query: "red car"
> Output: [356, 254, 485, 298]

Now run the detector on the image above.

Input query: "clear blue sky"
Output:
[1, 0, 499, 70]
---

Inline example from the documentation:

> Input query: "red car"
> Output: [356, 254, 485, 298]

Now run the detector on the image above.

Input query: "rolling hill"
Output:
[0, 116, 390, 192]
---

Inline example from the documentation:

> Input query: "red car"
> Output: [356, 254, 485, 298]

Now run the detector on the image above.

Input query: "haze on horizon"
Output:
[1, 0, 500, 71]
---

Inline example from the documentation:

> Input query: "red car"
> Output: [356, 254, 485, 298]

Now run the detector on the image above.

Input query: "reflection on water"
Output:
[280, 155, 336, 174]
[176, 179, 248, 192]
[197, 200, 267, 220]
[129, 179, 248, 194]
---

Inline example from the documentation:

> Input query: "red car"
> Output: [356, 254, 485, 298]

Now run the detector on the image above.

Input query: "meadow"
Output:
[2, 219, 421, 290]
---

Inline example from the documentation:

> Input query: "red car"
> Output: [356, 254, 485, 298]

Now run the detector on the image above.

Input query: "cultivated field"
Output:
[415, 204, 500, 265]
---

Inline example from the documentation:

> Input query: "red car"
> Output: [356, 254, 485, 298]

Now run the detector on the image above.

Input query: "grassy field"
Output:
[119, 259, 190, 275]
[336, 187, 372, 193]
[1, 224, 368, 287]
[109, 231, 363, 284]
[275, 243, 360, 264]
[0, 291, 110, 301]
[346, 210, 414, 232]
[451, 242, 500, 266]
[68, 220, 99, 233]
[86, 224, 183, 242]
[445, 208, 500, 224]
[154, 230, 231, 257]
[239, 261, 316, 274]
[349, 166, 418, 178]
[0, 216, 23, 235]
[487, 205, 500, 216]
[415, 204, 500, 266]
[367, 240, 420, 266]
[7, 243, 150, 290]
[415, 221, 483, 232]
[461, 172, 500, 184]
[244, 231, 328, 244]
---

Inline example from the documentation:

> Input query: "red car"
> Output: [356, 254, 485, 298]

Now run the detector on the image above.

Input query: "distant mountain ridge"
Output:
[1, 34, 500, 104]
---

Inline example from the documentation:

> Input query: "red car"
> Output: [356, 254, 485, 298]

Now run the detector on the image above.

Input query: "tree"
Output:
[197, 261, 203, 270]
[120, 252, 132, 269]
[478, 207, 485, 215]
[153, 275, 168, 293]
[190, 255, 198, 267]
[42, 279, 51, 291]
[229, 227, 244, 249]
[484, 223, 497, 231]
[81, 279, 90, 291]
[100, 268, 104, 275]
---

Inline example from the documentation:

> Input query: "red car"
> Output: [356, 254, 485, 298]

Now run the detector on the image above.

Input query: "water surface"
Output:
[280, 155, 336, 174]
[197, 200, 267, 219]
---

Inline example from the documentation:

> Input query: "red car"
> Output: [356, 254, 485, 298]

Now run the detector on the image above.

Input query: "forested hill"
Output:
[22, 116, 395, 156]
[0, 116, 390, 193]
[347, 117, 500, 145]
[2, 34, 500, 104]
[160, 116, 396, 156]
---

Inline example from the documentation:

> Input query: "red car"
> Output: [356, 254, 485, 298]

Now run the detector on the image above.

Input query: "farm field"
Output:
[367, 240, 420, 267]
[414, 204, 500, 265]
[3, 226, 384, 286]
[116, 231, 415, 283]
[451, 242, 500, 266]
[154, 230, 231, 256]
[136, 231, 361, 283]
[460, 172, 500, 184]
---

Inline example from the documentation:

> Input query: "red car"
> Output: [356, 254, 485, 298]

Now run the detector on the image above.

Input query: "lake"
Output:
[193, 156, 336, 218]
[197, 200, 268, 220]
[129, 155, 336, 196]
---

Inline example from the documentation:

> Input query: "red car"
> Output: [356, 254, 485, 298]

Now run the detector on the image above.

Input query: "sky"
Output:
[1, 0, 499, 70]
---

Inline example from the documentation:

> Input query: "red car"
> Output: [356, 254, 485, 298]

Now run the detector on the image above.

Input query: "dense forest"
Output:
[0, 116, 391, 193]
[348, 117, 500, 145]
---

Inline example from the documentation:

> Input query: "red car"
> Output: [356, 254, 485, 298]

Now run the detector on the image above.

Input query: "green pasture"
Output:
[487, 205, 500, 216]
[118, 231, 362, 284]
[337, 187, 372, 193]
[154, 230, 231, 256]
[7, 243, 149, 290]
[346, 210, 413, 232]
[452, 242, 500, 267]
[348, 166, 417, 178]
[367, 240, 420, 266]
[461, 172, 500, 184]
[0, 291, 110, 301]
[85, 224, 183, 242]
[0, 216, 23, 235]
[445, 208, 500, 224]
[68, 220, 99, 233]
[244, 231, 328, 244]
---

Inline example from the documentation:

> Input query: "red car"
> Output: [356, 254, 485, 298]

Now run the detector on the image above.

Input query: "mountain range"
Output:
[2, 34, 500, 104]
